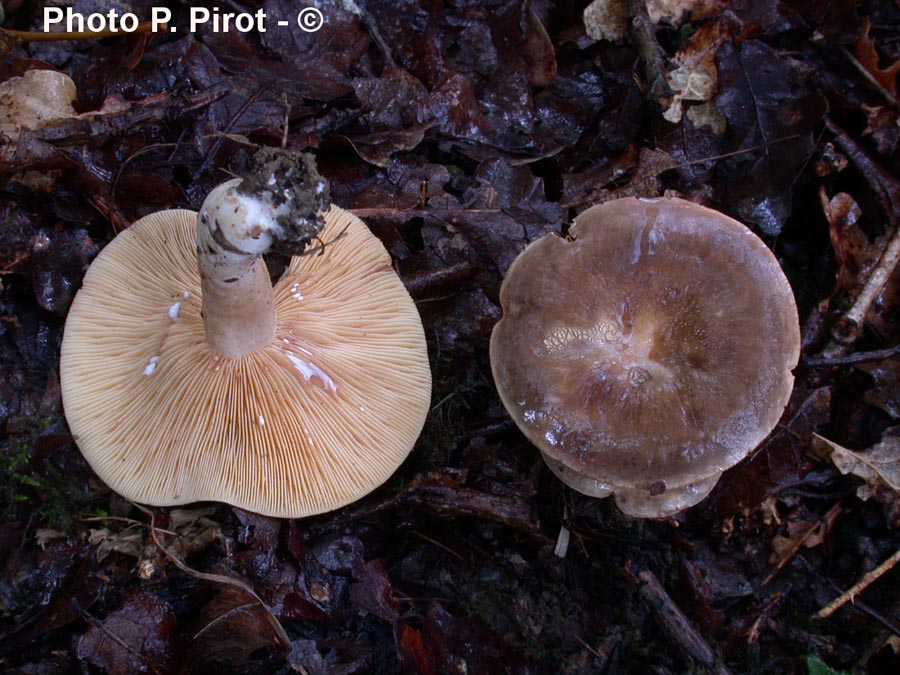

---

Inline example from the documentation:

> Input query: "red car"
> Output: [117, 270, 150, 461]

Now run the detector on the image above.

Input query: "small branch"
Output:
[824, 119, 900, 346]
[815, 547, 900, 620]
[840, 46, 900, 109]
[625, 0, 669, 106]
[638, 570, 734, 675]
[73, 601, 165, 671]
[804, 343, 900, 367]
[826, 119, 900, 214]
[796, 556, 900, 636]
[4, 22, 164, 42]
[133, 504, 291, 650]
[833, 224, 900, 344]
[763, 501, 842, 586]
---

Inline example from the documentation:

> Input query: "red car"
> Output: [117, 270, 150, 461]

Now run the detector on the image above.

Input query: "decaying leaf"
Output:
[861, 104, 900, 157]
[663, 20, 729, 132]
[855, 16, 900, 96]
[0, 70, 77, 148]
[813, 432, 900, 496]
[768, 508, 838, 566]
[584, 0, 724, 41]
[714, 39, 826, 234]
[583, 0, 628, 41]
[185, 586, 291, 672]
[76, 592, 176, 675]
[859, 357, 900, 421]
[820, 189, 873, 296]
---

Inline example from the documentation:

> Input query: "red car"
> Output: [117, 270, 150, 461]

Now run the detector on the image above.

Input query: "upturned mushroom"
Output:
[60, 149, 431, 518]
[490, 197, 800, 518]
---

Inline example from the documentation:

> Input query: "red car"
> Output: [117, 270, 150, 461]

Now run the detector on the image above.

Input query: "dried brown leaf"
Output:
[861, 104, 900, 157]
[820, 189, 873, 296]
[523, 9, 557, 87]
[185, 586, 290, 672]
[856, 16, 900, 97]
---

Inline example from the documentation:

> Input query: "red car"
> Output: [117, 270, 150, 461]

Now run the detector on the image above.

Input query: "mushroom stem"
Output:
[195, 151, 330, 358]
[196, 179, 280, 357]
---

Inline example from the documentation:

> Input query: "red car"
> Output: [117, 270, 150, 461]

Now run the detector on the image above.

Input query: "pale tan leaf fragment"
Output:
[663, 21, 729, 127]
[583, 0, 628, 42]
[813, 432, 900, 494]
[584, 0, 724, 42]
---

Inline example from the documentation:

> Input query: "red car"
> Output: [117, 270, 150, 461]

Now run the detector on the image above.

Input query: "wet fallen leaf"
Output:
[858, 356, 900, 421]
[76, 592, 176, 675]
[784, 0, 860, 44]
[715, 39, 827, 234]
[349, 559, 402, 623]
[861, 104, 900, 158]
[185, 586, 290, 673]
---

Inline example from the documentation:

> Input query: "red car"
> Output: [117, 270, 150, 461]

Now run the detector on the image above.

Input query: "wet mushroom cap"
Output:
[490, 197, 800, 518]
[60, 207, 431, 518]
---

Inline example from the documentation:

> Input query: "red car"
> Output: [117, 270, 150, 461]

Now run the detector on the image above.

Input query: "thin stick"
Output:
[4, 22, 164, 42]
[840, 46, 900, 109]
[280, 94, 291, 150]
[639, 570, 734, 675]
[804, 343, 900, 367]
[625, 0, 669, 105]
[133, 504, 291, 649]
[73, 601, 166, 672]
[763, 501, 842, 586]
[76, 514, 178, 536]
[837, 226, 900, 343]
[815, 547, 900, 619]
[824, 119, 900, 347]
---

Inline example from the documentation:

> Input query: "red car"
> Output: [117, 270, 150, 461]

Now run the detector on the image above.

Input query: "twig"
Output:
[804, 343, 900, 367]
[827, 119, 900, 219]
[132, 503, 291, 650]
[824, 119, 900, 346]
[835, 225, 900, 344]
[638, 570, 734, 675]
[280, 93, 291, 150]
[625, 0, 669, 106]
[763, 501, 842, 586]
[840, 46, 900, 109]
[76, 514, 178, 536]
[411, 530, 465, 562]
[796, 556, 900, 635]
[745, 589, 787, 645]
[815, 547, 900, 620]
[73, 601, 165, 671]
[3, 21, 164, 42]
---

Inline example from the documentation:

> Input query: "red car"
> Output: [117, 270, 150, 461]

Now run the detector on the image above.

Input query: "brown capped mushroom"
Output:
[490, 197, 800, 518]
[60, 151, 431, 518]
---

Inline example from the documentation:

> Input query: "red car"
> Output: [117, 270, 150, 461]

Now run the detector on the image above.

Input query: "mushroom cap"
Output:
[60, 206, 431, 518]
[490, 197, 800, 518]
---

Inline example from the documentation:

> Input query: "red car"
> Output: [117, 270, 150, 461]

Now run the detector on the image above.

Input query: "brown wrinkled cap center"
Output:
[490, 198, 800, 491]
